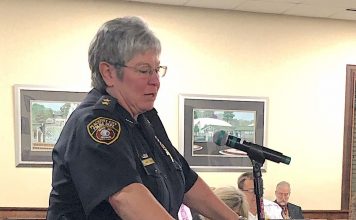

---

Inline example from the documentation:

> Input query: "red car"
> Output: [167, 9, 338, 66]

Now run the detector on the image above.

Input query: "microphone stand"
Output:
[247, 143, 266, 220]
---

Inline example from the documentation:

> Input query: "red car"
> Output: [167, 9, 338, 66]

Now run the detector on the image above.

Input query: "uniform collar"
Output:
[82, 89, 131, 120]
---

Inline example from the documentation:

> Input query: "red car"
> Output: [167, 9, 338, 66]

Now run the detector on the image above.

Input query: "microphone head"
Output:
[213, 130, 228, 146]
[283, 156, 291, 165]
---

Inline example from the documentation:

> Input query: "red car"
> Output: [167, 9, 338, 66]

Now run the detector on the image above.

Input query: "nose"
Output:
[148, 72, 160, 86]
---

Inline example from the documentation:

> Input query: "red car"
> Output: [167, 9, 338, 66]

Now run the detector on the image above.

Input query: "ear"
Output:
[99, 62, 116, 87]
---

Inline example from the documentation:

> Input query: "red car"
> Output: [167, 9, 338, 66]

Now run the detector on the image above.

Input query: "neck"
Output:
[106, 88, 139, 120]
[250, 206, 257, 215]
[276, 201, 287, 207]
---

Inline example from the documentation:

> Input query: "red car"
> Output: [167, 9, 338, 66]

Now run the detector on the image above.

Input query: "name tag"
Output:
[142, 157, 155, 166]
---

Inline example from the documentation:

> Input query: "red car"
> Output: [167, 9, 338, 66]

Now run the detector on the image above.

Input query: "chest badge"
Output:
[87, 117, 121, 145]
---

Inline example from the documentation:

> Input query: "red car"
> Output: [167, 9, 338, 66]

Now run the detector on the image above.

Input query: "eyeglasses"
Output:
[242, 188, 266, 194]
[111, 63, 167, 78]
[241, 189, 255, 194]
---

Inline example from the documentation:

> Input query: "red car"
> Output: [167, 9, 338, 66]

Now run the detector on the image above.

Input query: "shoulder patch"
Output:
[87, 117, 121, 145]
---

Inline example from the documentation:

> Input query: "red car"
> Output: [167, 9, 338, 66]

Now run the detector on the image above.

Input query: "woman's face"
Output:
[109, 49, 161, 118]
[242, 179, 256, 211]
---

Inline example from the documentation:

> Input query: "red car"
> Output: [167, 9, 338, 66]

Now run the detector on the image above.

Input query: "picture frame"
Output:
[178, 94, 267, 172]
[13, 85, 88, 167]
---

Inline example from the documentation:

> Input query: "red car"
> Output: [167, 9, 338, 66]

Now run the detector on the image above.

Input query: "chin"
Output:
[142, 104, 154, 113]
[146, 107, 154, 112]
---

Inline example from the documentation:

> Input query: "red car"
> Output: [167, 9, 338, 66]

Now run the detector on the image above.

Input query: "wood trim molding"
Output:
[0, 207, 350, 220]
[342, 64, 356, 209]
[0, 207, 47, 219]
[303, 209, 349, 220]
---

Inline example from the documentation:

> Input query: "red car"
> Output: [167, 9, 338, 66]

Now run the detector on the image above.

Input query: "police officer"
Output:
[47, 16, 238, 220]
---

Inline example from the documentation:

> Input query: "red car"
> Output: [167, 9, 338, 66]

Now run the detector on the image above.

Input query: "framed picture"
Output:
[13, 85, 88, 167]
[179, 94, 267, 172]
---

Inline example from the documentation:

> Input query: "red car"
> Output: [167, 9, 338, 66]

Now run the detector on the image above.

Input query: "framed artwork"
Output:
[13, 85, 87, 167]
[178, 94, 267, 172]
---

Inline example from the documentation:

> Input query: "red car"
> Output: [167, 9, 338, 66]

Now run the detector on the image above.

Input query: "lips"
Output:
[144, 92, 157, 98]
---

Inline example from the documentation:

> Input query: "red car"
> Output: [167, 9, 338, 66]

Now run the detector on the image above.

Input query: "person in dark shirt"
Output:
[47, 16, 238, 220]
[274, 181, 304, 219]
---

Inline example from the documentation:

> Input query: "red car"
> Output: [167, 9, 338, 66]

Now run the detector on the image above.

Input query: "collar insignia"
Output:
[87, 117, 121, 145]
[101, 98, 111, 106]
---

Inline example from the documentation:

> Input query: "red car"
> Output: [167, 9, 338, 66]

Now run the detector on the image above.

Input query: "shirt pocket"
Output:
[142, 162, 170, 209]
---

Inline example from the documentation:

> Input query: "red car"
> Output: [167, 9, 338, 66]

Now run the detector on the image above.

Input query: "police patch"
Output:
[87, 117, 121, 145]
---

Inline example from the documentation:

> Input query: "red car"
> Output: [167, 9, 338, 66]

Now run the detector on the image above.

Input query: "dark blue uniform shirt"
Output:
[47, 89, 198, 219]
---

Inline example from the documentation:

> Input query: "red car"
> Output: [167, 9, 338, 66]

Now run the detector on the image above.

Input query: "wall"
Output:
[1, 0, 356, 210]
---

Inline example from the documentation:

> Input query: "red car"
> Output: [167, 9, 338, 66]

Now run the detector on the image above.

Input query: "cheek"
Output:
[126, 78, 147, 93]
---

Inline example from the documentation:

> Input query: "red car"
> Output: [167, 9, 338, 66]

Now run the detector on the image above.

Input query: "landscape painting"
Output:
[179, 94, 267, 171]
[14, 85, 87, 167]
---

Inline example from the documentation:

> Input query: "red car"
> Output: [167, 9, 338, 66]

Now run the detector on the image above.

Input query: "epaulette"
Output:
[93, 95, 117, 112]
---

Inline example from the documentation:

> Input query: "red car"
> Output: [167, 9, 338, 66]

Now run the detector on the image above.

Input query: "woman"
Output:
[47, 16, 238, 220]
[200, 186, 249, 220]
[213, 186, 249, 218]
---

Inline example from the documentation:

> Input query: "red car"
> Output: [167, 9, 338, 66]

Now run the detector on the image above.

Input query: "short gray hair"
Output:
[276, 181, 291, 191]
[88, 16, 161, 92]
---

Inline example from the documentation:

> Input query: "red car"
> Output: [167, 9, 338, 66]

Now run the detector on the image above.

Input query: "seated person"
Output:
[200, 186, 249, 220]
[274, 181, 304, 219]
[238, 172, 282, 220]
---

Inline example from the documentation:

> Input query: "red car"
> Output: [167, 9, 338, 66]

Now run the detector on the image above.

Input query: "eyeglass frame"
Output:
[241, 189, 255, 194]
[241, 188, 265, 194]
[110, 62, 167, 78]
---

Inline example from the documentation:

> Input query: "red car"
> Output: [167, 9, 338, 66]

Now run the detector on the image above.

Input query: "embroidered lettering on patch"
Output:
[87, 117, 121, 145]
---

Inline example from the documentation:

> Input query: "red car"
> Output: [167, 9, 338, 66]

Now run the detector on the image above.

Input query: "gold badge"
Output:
[87, 117, 121, 145]
[142, 157, 155, 166]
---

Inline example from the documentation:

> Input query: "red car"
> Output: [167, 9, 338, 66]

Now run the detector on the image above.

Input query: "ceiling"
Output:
[124, 0, 356, 21]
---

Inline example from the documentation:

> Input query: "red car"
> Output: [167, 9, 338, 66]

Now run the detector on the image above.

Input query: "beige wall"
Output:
[1, 0, 355, 210]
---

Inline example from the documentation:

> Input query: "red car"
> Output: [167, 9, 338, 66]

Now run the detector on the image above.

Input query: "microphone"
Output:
[213, 130, 291, 165]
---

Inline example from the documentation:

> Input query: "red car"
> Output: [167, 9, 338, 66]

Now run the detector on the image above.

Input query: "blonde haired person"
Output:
[214, 186, 249, 218]
[201, 186, 249, 220]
